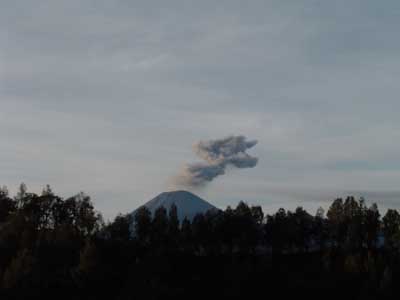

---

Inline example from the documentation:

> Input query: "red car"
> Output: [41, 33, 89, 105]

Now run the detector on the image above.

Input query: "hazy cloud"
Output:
[175, 136, 258, 188]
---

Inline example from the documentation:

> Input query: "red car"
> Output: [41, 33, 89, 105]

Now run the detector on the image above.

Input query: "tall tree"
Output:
[152, 206, 168, 249]
[0, 186, 16, 223]
[314, 207, 328, 250]
[134, 206, 152, 245]
[265, 208, 288, 253]
[327, 198, 345, 248]
[292, 207, 313, 252]
[382, 209, 400, 250]
[168, 203, 179, 237]
[180, 217, 192, 252]
[364, 203, 380, 249]
[108, 214, 132, 241]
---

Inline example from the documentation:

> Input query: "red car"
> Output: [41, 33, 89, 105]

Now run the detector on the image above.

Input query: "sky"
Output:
[1, 0, 400, 220]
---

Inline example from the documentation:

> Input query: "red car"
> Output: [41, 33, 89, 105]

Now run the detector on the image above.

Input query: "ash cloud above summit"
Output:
[174, 136, 259, 188]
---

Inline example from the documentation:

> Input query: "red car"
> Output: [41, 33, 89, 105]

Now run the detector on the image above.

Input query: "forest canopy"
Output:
[0, 184, 400, 299]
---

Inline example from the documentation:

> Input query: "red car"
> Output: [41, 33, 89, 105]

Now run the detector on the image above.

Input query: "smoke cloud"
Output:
[174, 136, 259, 188]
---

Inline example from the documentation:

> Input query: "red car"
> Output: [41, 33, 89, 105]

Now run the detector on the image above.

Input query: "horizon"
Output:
[1, 184, 396, 222]
[2, 0, 400, 220]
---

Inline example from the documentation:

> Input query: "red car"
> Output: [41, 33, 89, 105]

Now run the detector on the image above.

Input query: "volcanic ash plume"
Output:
[175, 135, 259, 188]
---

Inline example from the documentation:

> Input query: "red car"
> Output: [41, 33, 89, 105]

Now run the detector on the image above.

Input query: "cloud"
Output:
[174, 136, 259, 188]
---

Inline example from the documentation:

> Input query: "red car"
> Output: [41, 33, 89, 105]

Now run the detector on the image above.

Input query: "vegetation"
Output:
[1, 184, 400, 299]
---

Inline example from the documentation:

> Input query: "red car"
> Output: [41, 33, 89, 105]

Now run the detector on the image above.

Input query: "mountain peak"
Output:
[158, 190, 200, 199]
[133, 190, 218, 221]
[160, 190, 195, 195]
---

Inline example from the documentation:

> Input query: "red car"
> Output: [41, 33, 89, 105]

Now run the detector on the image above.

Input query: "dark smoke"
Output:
[174, 135, 259, 188]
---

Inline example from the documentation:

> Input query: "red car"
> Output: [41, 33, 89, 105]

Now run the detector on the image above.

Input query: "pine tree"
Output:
[134, 206, 152, 245]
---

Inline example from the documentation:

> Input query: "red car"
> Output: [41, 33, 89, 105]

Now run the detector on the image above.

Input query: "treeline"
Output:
[132, 196, 400, 255]
[1, 184, 400, 299]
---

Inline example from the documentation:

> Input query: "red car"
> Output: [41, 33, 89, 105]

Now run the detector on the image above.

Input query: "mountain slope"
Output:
[133, 190, 218, 221]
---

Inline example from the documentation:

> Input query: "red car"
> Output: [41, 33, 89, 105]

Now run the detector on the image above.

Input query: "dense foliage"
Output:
[1, 184, 400, 299]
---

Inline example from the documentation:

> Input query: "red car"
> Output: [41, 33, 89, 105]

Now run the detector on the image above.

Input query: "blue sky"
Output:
[1, 0, 400, 219]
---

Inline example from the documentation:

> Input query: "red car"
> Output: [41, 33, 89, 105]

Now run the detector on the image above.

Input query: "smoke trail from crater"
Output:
[174, 135, 259, 188]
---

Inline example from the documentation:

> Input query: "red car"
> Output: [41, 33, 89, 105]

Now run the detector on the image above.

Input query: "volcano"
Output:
[133, 190, 218, 221]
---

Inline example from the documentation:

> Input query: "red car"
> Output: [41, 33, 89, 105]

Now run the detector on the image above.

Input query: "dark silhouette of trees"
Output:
[327, 198, 346, 248]
[383, 209, 400, 250]
[365, 203, 381, 249]
[133, 206, 151, 245]
[326, 197, 381, 251]
[291, 207, 314, 252]
[168, 203, 179, 237]
[105, 213, 132, 241]
[313, 207, 328, 250]
[0, 187, 16, 223]
[1, 183, 400, 299]
[265, 208, 289, 253]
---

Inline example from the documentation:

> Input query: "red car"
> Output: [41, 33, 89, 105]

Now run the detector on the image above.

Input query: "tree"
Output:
[15, 183, 28, 208]
[107, 214, 132, 241]
[265, 208, 288, 253]
[343, 197, 365, 250]
[292, 207, 313, 252]
[180, 217, 192, 252]
[382, 209, 400, 249]
[41, 185, 53, 196]
[327, 198, 345, 248]
[251, 205, 264, 225]
[232, 202, 259, 253]
[0, 186, 16, 223]
[168, 203, 179, 237]
[73, 193, 102, 236]
[152, 206, 168, 245]
[364, 203, 380, 249]
[316, 207, 325, 219]
[191, 213, 207, 254]
[134, 206, 152, 245]
[314, 207, 328, 250]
